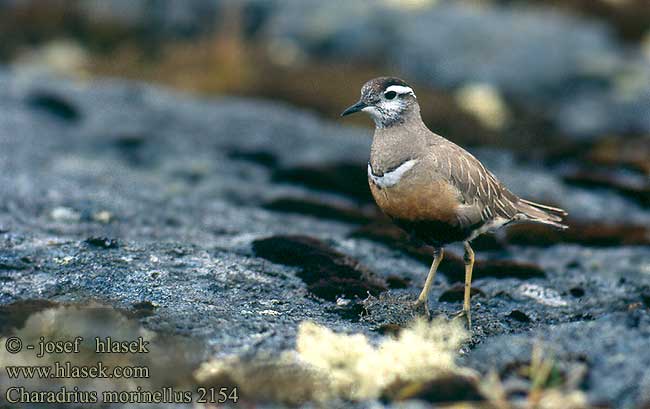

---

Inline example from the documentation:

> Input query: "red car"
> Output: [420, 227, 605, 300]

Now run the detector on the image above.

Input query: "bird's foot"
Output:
[412, 298, 431, 320]
[452, 309, 472, 331]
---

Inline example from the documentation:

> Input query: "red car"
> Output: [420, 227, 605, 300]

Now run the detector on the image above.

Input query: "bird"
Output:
[341, 77, 567, 328]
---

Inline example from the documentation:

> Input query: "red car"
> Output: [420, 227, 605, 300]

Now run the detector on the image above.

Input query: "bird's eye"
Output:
[384, 91, 397, 100]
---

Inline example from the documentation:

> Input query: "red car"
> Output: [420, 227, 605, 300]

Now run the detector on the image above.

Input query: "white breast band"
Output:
[368, 159, 418, 188]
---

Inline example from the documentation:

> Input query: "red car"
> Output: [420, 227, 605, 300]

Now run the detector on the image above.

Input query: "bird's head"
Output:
[341, 77, 420, 128]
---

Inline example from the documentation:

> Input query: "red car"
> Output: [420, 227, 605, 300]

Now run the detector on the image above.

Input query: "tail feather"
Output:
[515, 199, 568, 229]
[519, 199, 568, 216]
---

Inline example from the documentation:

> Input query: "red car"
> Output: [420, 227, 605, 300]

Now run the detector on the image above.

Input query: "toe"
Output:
[412, 299, 431, 319]
[452, 310, 472, 330]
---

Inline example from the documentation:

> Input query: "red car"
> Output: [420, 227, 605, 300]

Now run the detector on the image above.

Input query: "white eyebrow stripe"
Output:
[385, 85, 416, 97]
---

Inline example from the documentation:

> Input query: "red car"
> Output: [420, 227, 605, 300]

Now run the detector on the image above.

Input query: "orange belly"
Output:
[369, 176, 459, 224]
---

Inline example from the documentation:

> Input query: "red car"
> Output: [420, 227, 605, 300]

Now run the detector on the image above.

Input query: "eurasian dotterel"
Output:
[341, 77, 567, 328]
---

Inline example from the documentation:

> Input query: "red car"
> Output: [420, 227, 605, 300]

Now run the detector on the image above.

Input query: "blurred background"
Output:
[2, 1, 650, 407]
[2, 0, 650, 146]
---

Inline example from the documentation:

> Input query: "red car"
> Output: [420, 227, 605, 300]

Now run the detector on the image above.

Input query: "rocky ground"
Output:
[0, 68, 649, 408]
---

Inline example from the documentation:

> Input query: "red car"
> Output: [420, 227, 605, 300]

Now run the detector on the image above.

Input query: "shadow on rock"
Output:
[26, 92, 81, 123]
[263, 197, 379, 225]
[563, 169, 650, 207]
[252, 235, 387, 303]
[272, 162, 372, 203]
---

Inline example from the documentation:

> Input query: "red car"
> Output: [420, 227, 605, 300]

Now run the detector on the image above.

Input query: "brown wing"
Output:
[425, 141, 520, 230]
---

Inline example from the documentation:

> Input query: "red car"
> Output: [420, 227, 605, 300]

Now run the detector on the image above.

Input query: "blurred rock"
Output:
[78, 0, 221, 37]
[454, 83, 511, 131]
[50, 206, 81, 222]
[506, 221, 650, 247]
[262, 1, 650, 138]
[584, 135, 650, 175]
[562, 169, 650, 207]
[473, 148, 650, 224]
[530, 0, 650, 43]
[4, 0, 650, 141]
[12, 39, 89, 77]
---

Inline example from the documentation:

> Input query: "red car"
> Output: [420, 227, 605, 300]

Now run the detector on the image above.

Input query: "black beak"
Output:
[340, 100, 367, 117]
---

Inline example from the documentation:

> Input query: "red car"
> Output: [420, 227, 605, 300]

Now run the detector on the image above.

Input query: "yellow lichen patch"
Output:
[196, 318, 474, 404]
[296, 318, 470, 400]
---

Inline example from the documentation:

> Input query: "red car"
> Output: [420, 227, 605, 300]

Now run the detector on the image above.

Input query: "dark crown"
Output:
[377, 77, 410, 89]
[361, 77, 412, 100]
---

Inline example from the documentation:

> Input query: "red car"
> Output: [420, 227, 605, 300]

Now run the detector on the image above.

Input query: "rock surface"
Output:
[1, 70, 650, 407]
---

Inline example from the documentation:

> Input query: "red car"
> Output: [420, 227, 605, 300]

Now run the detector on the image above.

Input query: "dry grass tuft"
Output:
[480, 344, 590, 409]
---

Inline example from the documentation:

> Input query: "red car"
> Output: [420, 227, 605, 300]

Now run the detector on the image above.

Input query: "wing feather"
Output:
[426, 139, 567, 232]
[426, 141, 519, 231]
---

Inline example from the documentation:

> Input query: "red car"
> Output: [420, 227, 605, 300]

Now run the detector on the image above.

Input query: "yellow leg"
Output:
[413, 248, 444, 317]
[462, 241, 474, 329]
